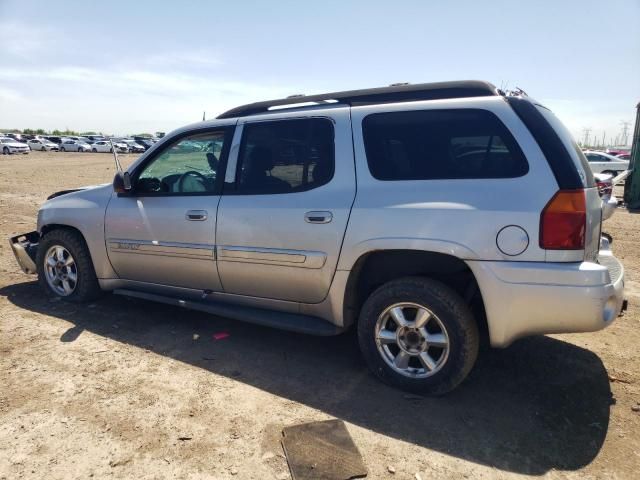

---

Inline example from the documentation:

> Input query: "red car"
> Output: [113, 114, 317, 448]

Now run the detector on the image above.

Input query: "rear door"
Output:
[216, 110, 355, 303]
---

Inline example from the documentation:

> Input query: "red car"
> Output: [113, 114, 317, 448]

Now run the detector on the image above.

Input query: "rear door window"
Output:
[235, 118, 335, 194]
[362, 109, 528, 180]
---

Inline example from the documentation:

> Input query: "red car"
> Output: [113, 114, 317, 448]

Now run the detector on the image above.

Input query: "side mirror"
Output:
[113, 171, 132, 194]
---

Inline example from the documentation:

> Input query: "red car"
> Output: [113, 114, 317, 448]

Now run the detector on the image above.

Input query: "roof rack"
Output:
[217, 80, 499, 119]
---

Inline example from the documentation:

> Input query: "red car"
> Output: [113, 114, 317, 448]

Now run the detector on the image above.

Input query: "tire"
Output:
[358, 277, 479, 395]
[3, 147, 8, 155]
[92, 148, 97, 153]
[41, 146, 46, 151]
[60, 147, 65, 152]
[36, 229, 102, 303]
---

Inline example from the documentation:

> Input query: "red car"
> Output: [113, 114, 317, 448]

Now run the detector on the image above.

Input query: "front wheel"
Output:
[60, 147, 65, 152]
[36, 229, 102, 303]
[41, 146, 46, 151]
[358, 277, 479, 395]
[2, 147, 8, 155]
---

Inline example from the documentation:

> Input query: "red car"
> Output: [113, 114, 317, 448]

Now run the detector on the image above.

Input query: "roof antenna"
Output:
[203, 111, 206, 121]
[109, 139, 123, 173]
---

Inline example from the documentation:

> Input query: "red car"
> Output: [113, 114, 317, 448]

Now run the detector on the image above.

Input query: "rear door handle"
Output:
[186, 210, 208, 221]
[305, 211, 333, 224]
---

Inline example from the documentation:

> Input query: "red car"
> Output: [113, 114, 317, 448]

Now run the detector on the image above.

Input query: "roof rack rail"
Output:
[217, 80, 499, 119]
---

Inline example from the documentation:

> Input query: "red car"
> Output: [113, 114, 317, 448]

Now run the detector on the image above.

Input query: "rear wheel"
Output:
[60, 147, 65, 152]
[92, 148, 97, 153]
[36, 229, 102, 303]
[41, 146, 46, 151]
[358, 277, 479, 395]
[2, 147, 8, 155]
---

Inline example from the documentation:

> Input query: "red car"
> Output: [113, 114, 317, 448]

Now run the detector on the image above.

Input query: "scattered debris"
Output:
[608, 374, 632, 384]
[415, 474, 423, 480]
[387, 465, 396, 474]
[230, 467, 238, 475]
[281, 419, 367, 480]
[202, 356, 215, 361]
[212, 332, 230, 341]
[177, 436, 192, 441]
[192, 334, 200, 340]
[632, 405, 640, 412]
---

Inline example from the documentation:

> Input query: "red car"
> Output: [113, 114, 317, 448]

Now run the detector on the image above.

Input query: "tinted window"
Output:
[363, 109, 528, 180]
[136, 130, 230, 195]
[586, 153, 607, 162]
[236, 118, 334, 194]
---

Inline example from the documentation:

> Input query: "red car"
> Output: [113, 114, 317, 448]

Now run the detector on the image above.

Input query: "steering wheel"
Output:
[177, 170, 208, 192]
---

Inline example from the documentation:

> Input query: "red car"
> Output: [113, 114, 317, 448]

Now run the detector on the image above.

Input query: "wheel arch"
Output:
[342, 249, 489, 343]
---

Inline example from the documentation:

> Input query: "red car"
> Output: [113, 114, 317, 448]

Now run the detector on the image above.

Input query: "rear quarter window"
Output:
[362, 109, 528, 180]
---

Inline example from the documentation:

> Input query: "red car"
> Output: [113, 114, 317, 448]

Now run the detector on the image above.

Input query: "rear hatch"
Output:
[535, 105, 601, 261]
[507, 96, 601, 262]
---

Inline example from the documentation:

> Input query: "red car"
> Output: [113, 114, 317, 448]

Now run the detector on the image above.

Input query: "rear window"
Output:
[534, 105, 595, 187]
[363, 109, 528, 180]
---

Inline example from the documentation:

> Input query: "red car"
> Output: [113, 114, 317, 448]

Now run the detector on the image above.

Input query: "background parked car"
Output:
[0, 136, 30, 154]
[59, 139, 92, 152]
[616, 153, 631, 160]
[5, 133, 27, 143]
[116, 138, 145, 153]
[91, 140, 127, 153]
[583, 150, 630, 175]
[133, 138, 156, 151]
[27, 138, 59, 151]
[43, 136, 62, 144]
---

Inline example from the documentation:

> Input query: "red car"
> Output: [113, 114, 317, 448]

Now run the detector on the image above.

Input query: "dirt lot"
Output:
[1, 150, 639, 480]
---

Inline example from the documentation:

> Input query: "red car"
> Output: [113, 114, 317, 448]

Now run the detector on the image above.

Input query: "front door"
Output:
[105, 126, 234, 290]
[216, 112, 355, 303]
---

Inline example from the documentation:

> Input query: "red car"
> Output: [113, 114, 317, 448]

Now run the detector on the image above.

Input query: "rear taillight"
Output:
[596, 181, 612, 197]
[540, 189, 586, 250]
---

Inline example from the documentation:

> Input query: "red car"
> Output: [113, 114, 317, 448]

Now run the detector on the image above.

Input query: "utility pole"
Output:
[620, 121, 631, 146]
[582, 127, 592, 147]
[602, 131, 606, 149]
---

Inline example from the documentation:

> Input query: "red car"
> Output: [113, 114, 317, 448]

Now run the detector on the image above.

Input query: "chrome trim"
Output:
[108, 239, 215, 260]
[217, 245, 327, 269]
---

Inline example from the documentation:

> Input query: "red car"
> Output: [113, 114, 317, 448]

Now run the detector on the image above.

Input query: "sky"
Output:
[0, 0, 638, 144]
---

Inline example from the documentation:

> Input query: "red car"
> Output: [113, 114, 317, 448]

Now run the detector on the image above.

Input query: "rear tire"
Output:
[41, 146, 46, 151]
[92, 148, 97, 153]
[60, 147, 65, 152]
[36, 229, 102, 303]
[358, 277, 479, 395]
[2, 147, 8, 155]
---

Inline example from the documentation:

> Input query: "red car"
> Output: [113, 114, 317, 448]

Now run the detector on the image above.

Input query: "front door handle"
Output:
[186, 210, 208, 221]
[304, 211, 333, 224]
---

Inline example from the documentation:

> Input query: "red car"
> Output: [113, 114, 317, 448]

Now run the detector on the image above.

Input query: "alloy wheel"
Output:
[44, 245, 78, 296]
[375, 302, 450, 378]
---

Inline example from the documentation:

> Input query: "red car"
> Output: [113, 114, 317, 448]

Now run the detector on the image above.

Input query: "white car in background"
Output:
[92, 140, 128, 153]
[59, 139, 92, 152]
[27, 138, 59, 151]
[584, 150, 630, 175]
[1, 136, 30, 155]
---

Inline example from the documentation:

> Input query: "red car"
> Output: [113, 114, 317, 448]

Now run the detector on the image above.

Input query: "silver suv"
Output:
[10, 81, 627, 394]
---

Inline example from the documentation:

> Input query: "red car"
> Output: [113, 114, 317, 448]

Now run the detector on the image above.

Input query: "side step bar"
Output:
[113, 288, 345, 336]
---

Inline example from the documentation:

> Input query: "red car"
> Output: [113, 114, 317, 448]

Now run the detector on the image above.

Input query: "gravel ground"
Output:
[1, 151, 639, 480]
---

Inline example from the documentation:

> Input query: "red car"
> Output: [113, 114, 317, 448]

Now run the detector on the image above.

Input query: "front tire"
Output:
[358, 277, 479, 395]
[60, 147, 65, 152]
[41, 146, 46, 151]
[36, 229, 102, 303]
[2, 147, 8, 155]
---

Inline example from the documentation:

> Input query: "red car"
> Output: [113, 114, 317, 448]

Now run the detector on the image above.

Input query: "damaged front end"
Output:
[10, 231, 40, 274]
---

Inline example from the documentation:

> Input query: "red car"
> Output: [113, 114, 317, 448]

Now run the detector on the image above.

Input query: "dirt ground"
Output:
[1, 150, 639, 480]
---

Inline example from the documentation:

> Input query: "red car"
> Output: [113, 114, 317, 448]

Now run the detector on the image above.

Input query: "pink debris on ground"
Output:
[212, 332, 230, 341]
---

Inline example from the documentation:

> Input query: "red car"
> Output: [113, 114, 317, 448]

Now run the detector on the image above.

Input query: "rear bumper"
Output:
[602, 195, 618, 221]
[9, 231, 39, 274]
[468, 243, 625, 347]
